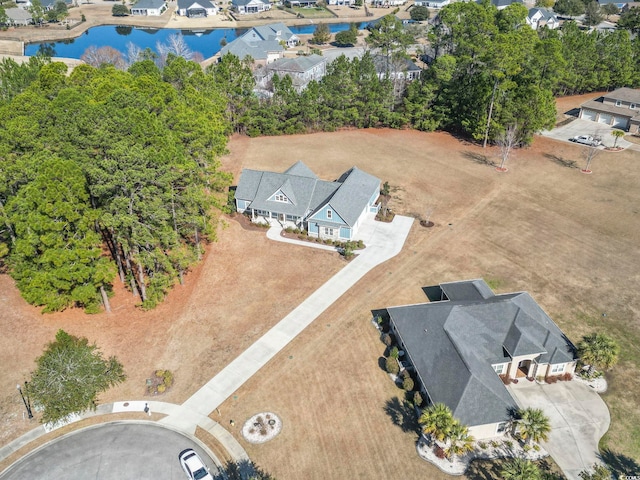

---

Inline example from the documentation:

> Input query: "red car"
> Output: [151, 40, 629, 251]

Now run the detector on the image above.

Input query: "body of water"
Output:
[24, 22, 359, 60]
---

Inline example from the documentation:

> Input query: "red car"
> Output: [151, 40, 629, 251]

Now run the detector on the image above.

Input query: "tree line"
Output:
[1, 6, 639, 312]
[0, 56, 231, 312]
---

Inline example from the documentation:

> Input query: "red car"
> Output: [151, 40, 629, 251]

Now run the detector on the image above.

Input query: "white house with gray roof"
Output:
[177, 0, 218, 16]
[232, 0, 271, 14]
[3, 7, 33, 26]
[526, 7, 559, 29]
[263, 54, 327, 92]
[131, 0, 168, 15]
[386, 279, 577, 439]
[235, 161, 381, 241]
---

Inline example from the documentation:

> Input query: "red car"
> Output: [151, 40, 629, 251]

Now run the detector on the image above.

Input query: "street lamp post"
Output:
[17, 383, 33, 419]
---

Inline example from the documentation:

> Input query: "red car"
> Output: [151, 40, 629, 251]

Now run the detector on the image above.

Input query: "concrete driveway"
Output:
[508, 380, 610, 480]
[540, 118, 635, 150]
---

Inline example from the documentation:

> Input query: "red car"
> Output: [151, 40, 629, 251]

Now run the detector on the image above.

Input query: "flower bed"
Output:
[241, 412, 282, 444]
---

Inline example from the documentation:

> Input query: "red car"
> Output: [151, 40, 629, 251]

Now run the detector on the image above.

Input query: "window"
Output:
[496, 422, 508, 434]
[615, 100, 622, 107]
[324, 227, 334, 236]
[327, 209, 332, 219]
[550, 363, 565, 374]
[631, 104, 637, 110]
[274, 194, 288, 203]
[493, 364, 506, 375]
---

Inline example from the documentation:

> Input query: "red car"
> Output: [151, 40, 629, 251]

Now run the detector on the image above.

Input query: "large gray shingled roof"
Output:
[387, 279, 576, 427]
[235, 162, 379, 227]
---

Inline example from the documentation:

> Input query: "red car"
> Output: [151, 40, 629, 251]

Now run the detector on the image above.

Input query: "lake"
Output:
[24, 23, 360, 60]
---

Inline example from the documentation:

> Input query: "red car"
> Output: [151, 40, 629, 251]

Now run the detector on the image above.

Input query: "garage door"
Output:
[581, 109, 597, 121]
[598, 113, 612, 125]
[612, 116, 628, 129]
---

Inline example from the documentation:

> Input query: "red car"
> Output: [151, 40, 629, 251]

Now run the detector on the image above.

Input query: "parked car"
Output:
[178, 449, 213, 480]
[569, 135, 601, 146]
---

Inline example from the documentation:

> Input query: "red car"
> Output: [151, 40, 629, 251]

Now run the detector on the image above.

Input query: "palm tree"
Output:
[611, 129, 625, 148]
[518, 408, 551, 446]
[577, 332, 620, 376]
[444, 421, 475, 461]
[501, 458, 541, 480]
[418, 403, 455, 442]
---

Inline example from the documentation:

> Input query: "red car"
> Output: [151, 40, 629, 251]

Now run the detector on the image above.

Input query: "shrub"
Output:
[562, 372, 573, 381]
[505, 440, 513, 449]
[545, 375, 558, 384]
[434, 445, 446, 459]
[403, 377, 414, 391]
[413, 391, 423, 407]
[410, 5, 430, 21]
[157, 384, 166, 393]
[163, 370, 174, 387]
[385, 356, 399, 375]
[381, 333, 392, 346]
[523, 443, 532, 452]
[478, 441, 487, 449]
[112, 3, 129, 15]
[389, 346, 400, 359]
[490, 440, 499, 448]
[533, 444, 540, 451]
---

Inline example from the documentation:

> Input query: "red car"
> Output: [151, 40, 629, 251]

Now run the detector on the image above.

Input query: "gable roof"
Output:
[603, 87, 640, 104]
[131, 0, 166, 9]
[527, 7, 557, 20]
[235, 162, 380, 226]
[220, 38, 283, 61]
[5, 7, 32, 21]
[387, 280, 576, 427]
[245, 22, 297, 43]
[177, 0, 216, 9]
[232, 0, 269, 6]
[267, 54, 326, 74]
[372, 54, 421, 75]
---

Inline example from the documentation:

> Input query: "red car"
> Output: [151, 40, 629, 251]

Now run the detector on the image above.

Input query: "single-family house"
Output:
[240, 22, 299, 48]
[386, 279, 577, 440]
[40, 0, 73, 10]
[372, 54, 421, 81]
[526, 7, 560, 29]
[597, 0, 628, 6]
[414, 0, 450, 8]
[327, 0, 354, 5]
[621, 2, 640, 11]
[264, 54, 327, 91]
[235, 161, 380, 241]
[177, 0, 217, 16]
[232, 0, 271, 14]
[4, 7, 33, 25]
[579, 87, 640, 133]
[130, 0, 168, 15]
[218, 37, 283, 65]
[287, 0, 318, 6]
[487, 0, 523, 9]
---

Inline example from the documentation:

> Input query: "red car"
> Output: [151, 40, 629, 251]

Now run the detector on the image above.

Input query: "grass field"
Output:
[1, 112, 639, 478]
[215, 128, 640, 478]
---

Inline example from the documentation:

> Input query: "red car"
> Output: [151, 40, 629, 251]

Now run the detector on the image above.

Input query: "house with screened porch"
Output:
[234, 161, 381, 241]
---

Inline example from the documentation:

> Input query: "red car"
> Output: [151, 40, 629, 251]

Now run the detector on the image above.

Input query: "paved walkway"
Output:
[0, 214, 414, 471]
[164, 214, 414, 422]
[508, 380, 610, 480]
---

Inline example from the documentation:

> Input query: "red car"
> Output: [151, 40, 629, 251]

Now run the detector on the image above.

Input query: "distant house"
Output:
[386, 280, 577, 439]
[488, 0, 523, 9]
[218, 38, 283, 65]
[263, 54, 327, 91]
[372, 54, 422, 82]
[526, 7, 560, 29]
[130, 0, 168, 15]
[232, 0, 271, 14]
[4, 7, 33, 25]
[371, 0, 406, 6]
[240, 22, 299, 48]
[597, 0, 628, 7]
[414, 0, 450, 8]
[327, 0, 354, 5]
[40, 0, 73, 10]
[621, 2, 640, 11]
[287, 0, 318, 6]
[177, 0, 217, 16]
[579, 87, 640, 133]
[235, 161, 381, 241]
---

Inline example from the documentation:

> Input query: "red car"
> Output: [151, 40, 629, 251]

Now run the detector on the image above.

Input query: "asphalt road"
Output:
[0, 422, 220, 480]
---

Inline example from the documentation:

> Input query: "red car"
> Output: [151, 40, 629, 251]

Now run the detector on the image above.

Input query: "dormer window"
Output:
[275, 194, 288, 203]
[631, 103, 637, 110]
[615, 100, 622, 107]
[327, 209, 333, 219]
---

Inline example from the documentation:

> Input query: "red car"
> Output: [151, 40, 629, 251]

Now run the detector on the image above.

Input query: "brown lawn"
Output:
[1, 116, 639, 478]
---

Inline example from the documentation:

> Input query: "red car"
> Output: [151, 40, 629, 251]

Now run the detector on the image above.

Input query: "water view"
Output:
[24, 23, 358, 60]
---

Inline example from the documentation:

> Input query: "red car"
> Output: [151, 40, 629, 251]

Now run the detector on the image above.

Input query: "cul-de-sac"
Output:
[0, 2, 639, 479]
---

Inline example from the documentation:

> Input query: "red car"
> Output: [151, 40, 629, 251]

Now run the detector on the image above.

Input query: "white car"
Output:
[178, 448, 213, 480]
[569, 135, 601, 147]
